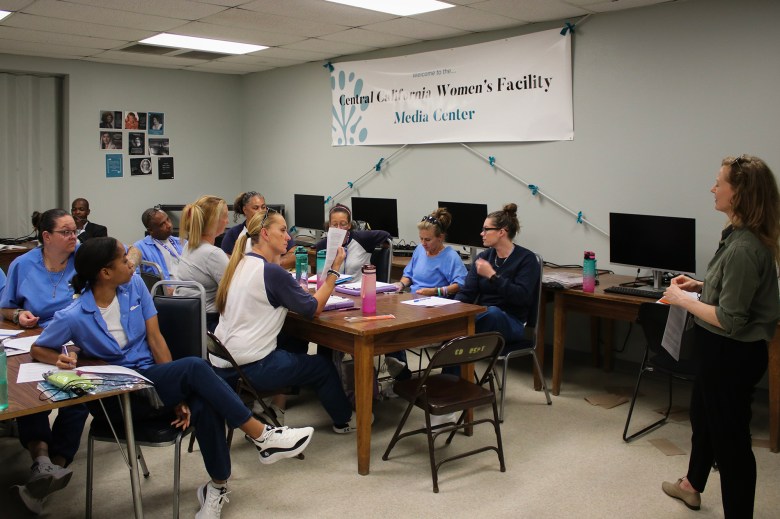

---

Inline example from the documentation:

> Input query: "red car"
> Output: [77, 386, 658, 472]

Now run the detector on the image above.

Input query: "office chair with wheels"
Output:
[138, 260, 163, 292]
[85, 280, 206, 519]
[382, 332, 506, 493]
[623, 302, 696, 442]
[493, 252, 552, 421]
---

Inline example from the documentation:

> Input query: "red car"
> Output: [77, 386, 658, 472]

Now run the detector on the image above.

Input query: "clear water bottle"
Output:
[0, 342, 8, 411]
[316, 250, 327, 290]
[295, 246, 309, 291]
[583, 251, 596, 293]
[361, 264, 377, 315]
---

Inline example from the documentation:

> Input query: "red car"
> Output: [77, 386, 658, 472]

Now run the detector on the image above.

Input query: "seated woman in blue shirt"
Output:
[30, 237, 315, 518]
[386, 207, 467, 380]
[1, 209, 89, 513]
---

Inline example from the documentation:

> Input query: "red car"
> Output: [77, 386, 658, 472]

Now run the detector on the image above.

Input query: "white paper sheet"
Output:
[17, 362, 58, 383]
[75, 365, 151, 383]
[2, 334, 41, 353]
[661, 292, 698, 361]
[324, 227, 347, 274]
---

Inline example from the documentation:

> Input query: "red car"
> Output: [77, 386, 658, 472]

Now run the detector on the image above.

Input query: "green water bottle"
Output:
[295, 246, 309, 290]
[0, 341, 8, 411]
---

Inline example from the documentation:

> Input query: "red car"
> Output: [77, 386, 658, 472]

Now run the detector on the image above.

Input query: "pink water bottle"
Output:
[583, 251, 596, 293]
[361, 264, 377, 315]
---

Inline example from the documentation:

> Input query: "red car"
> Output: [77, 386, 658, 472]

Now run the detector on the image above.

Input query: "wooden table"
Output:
[1, 326, 147, 517]
[0, 241, 36, 274]
[536, 273, 780, 453]
[282, 292, 485, 475]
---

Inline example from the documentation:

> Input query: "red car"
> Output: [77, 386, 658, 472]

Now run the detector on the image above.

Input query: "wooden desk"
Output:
[0, 242, 36, 274]
[1, 326, 147, 517]
[282, 292, 485, 475]
[537, 273, 780, 453]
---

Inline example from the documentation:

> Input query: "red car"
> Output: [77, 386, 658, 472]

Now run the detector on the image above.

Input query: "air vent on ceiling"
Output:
[176, 50, 231, 60]
[121, 44, 174, 55]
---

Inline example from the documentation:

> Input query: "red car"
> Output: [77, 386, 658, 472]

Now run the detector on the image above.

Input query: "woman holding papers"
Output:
[315, 203, 391, 282]
[455, 203, 539, 344]
[385, 207, 467, 380]
[661, 155, 780, 518]
[175, 195, 230, 332]
[30, 237, 314, 519]
[2, 208, 89, 514]
[214, 211, 359, 433]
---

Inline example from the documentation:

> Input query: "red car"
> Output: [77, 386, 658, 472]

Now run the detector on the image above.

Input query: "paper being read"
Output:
[324, 227, 347, 273]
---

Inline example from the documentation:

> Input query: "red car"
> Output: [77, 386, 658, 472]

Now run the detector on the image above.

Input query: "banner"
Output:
[330, 29, 572, 146]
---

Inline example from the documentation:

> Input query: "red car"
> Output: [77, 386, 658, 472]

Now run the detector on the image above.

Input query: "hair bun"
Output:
[503, 203, 518, 217]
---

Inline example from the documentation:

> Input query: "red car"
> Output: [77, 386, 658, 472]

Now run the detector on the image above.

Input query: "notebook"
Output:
[335, 281, 398, 296]
[323, 295, 356, 311]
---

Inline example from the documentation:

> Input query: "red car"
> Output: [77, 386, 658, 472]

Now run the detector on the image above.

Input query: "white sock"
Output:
[34, 456, 52, 466]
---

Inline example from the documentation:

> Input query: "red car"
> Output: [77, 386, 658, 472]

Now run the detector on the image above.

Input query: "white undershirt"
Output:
[99, 296, 128, 349]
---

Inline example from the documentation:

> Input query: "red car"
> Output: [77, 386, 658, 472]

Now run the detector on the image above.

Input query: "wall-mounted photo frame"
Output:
[148, 112, 164, 135]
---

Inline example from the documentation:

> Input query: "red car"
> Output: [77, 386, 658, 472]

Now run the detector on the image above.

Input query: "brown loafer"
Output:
[662, 478, 701, 510]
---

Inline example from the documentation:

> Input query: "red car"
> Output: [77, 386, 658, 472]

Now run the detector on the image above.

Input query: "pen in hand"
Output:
[61, 344, 76, 369]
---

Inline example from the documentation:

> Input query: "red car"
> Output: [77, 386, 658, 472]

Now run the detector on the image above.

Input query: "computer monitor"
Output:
[266, 203, 285, 217]
[294, 194, 325, 230]
[351, 197, 399, 238]
[609, 212, 696, 290]
[437, 201, 488, 248]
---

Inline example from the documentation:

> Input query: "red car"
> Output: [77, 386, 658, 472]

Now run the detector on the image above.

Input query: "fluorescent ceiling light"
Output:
[0, 10, 13, 21]
[139, 33, 266, 55]
[325, 0, 454, 16]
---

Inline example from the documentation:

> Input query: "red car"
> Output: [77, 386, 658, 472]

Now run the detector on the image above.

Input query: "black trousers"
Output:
[687, 325, 767, 518]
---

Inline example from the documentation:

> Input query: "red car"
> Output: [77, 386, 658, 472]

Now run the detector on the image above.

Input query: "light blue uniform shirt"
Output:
[402, 245, 467, 294]
[36, 275, 158, 370]
[133, 235, 185, 280]
[0, 247, 76, 328]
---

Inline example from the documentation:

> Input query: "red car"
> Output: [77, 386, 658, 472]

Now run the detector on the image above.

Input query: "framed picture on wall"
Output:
[99, 131, 122, 150]
[158, 157, 174, 180]
[99, 110, 121, 129]
[148, 112, 164, 135]
[128, 132, 146, 155]
[149, 138, 169, 156]
[130, 157, 152, 176]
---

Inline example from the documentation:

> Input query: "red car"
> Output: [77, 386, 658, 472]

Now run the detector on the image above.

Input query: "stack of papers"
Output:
[323, 295, 355, 311]
[335, 281, 397, 296]
[401, 296, 460, 307]
[542, 272, 583, 289]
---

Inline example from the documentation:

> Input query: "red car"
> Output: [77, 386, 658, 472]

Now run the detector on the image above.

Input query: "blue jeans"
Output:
[214, 349, 352, 425]
[443, 306, 525, 376]
[17, 405, 89, 466]
[135, 357, 253, 481]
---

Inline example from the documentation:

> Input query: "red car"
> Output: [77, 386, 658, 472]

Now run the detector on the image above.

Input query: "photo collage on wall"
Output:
[99, 110, 173, 180]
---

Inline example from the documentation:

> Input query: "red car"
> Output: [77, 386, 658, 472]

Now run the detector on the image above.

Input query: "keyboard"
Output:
[603, 285, 666, 299]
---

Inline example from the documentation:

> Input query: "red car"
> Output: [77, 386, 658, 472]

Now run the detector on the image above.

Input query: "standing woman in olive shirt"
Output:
[661, 155, 780, 518]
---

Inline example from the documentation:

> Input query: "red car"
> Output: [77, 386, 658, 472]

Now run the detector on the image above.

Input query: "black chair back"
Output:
[370, 238, 393, 283]
[139, 260, 163, 292]
[152, 280, 206, 360]
[637, 302, 695, 364]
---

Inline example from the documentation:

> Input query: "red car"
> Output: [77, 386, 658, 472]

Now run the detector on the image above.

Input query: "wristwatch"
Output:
[12, 308, 22, 324]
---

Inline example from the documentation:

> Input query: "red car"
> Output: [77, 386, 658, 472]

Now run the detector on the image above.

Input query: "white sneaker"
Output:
[429, 412, 459, 427]
[385, 357, 407, 378]
[247, 425, 313, 465]
[25, 461, 72, 498]
[10, 484, 44, 515]
[195, 482, 229, 519]
[332, 412, 374, 434]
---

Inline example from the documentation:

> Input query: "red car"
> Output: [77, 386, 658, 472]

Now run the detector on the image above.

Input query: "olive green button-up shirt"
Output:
[697, 226, 780, 343]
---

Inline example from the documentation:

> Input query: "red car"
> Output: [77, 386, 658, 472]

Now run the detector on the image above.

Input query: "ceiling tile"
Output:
[240, 0, 395, 26]
[320, 28, 420, 47]
[250, 46, 332, 62]
[412, 5, 527, 31]
[20, 0, 187, 31]
[471, 0, 590, 22]
[63, 0, 228, 20]
[93, 49, 208, 65]
[171, 20, 305, 46]
[200, 7, 349, 37]
[3, 13, 155, 41]
[283, 37, 377, 56]
[0, 38, 96, 57]
[361, 17, 469, 40]
[220, 52, 307, 67]
[575, 0, 673, 13]
[0, 25, 124, 49]
[0, 0, 35, 11]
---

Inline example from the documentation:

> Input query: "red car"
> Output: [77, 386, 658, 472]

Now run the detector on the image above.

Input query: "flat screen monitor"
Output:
[266, 203, 285, 217]
[294, 194, 325, 230]
[437, 201, 488, 248]
[609, 212, 696, 283]
[351, 197, 399, 238]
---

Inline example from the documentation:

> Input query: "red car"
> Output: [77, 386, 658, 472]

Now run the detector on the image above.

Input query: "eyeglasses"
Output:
[421, 215, 440, 227]
[52, 229, 78, 237]
[481, 227, 501, 233]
